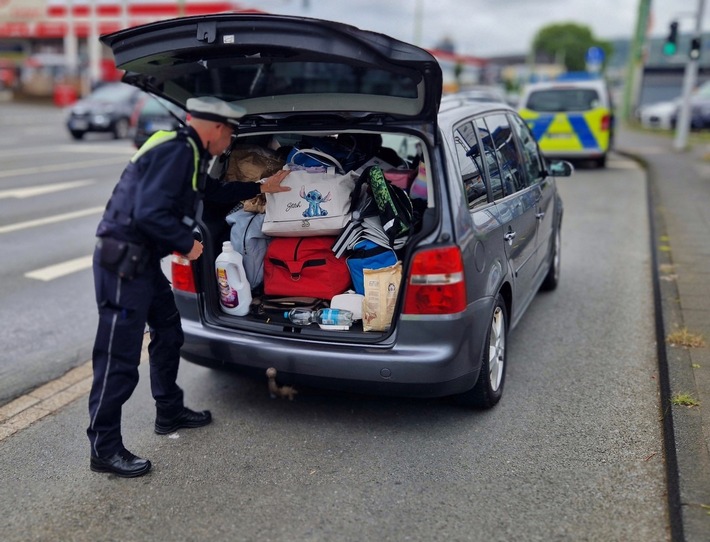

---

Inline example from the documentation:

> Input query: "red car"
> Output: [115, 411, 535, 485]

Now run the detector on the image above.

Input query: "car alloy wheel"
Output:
[541, 224, 561, 291]
[487, 304, 506, 392]
[113, 118, 129, 139]
[454, 294, 507, 409]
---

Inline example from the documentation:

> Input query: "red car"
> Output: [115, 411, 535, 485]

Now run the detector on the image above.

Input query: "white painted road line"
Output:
[56, 144, 137, 155]
[25, 255, 94, 281]
[0, 179, 95, 199]
[0, 144, 133, 160]
[0, 156, 129, 179]
[0, 206, 104, 234]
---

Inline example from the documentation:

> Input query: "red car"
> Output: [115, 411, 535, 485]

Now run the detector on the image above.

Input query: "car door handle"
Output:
[504, 231, 516, 245]
[536, 211, 546, 220]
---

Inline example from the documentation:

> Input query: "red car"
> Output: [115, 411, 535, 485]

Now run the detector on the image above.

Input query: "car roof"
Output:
[437, 98, 516, 132]
[448, 86, 507, 101]
[520, 79, 609, 97]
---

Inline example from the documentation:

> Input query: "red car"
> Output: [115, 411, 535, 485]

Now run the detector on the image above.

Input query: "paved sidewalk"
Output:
[616, 126, 710, 542]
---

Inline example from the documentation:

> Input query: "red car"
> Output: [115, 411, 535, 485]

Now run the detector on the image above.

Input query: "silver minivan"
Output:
[101, 13, 571, 408]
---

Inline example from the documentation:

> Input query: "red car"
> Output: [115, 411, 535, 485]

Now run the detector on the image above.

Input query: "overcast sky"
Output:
[244, 0, 710, 57]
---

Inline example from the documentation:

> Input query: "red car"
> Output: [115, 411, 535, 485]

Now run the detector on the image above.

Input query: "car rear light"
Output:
[601, 114, 611, 132]
[171, 252, 196, 293]
[402, 246, 467, 315]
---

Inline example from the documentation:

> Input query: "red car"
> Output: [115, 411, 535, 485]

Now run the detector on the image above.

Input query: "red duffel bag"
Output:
[263, 236, 352, 299]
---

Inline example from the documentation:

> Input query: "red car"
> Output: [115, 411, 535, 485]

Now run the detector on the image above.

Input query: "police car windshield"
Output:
[526, 89, 600, 112]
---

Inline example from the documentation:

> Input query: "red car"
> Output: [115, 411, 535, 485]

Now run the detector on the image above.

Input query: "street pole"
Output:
[88, 0, 101, 88]
[674, 0, 706, 150]
[622, 0, 652, 122]
[63, 0, 78, 78]
[121, 0, 129, 30]
[414, 0, 423, 47]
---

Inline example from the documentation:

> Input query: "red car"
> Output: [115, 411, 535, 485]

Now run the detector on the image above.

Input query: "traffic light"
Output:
[689, 36, 702, 60]
[663, 21, 679, 56]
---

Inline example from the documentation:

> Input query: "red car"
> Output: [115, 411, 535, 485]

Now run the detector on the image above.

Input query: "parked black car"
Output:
[689, 81, 710, 129]
[66, 82, 142, 140]
[101, 14, 572, 408]
[131, 95, 187, 148]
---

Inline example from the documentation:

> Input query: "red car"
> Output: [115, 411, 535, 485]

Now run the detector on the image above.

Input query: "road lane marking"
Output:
[0, 156, 129, 179]
[25, 255, 94, 281]
[0, 144, 133, 160]
[56, 144, 136, 155]
[0, 206, 104, 234]
[0, 179, 94, 199]
[0, 335, 150, 442]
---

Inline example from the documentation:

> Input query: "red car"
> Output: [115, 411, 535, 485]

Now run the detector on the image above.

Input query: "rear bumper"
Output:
[176, 293, 493, 398]
[66, 116, 117, 132]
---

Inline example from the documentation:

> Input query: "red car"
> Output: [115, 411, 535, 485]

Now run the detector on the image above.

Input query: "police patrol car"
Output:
[518, 78, 613, 168]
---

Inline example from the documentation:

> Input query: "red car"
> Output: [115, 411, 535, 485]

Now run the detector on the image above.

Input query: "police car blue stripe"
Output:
[528, 116, 553, 141]
[568, 115, 599, 149]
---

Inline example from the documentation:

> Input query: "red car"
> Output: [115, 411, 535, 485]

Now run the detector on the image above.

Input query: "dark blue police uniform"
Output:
[88, 125, 260, 460]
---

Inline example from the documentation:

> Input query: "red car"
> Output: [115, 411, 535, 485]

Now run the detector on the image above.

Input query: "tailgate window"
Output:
[526, 89, 600, 112]
[163, 60, 420, 102]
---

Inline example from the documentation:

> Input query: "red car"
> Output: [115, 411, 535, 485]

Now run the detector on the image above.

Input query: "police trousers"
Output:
[87, 247, 185, 458]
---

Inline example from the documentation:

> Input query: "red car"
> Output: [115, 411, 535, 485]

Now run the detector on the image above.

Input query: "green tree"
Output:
[532, 23, 613, 72]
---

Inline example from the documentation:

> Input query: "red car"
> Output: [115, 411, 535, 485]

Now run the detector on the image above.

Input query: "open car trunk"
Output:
[100, 13, 444, 343]
[191, 126, 437, 342]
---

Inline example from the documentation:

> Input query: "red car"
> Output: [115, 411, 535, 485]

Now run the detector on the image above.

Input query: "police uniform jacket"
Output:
[96, 126, 261, 258]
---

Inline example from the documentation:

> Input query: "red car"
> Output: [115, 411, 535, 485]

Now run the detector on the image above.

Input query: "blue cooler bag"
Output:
[346, 240, 398, 295]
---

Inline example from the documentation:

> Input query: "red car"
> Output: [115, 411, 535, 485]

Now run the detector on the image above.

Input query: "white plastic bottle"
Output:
[215, 241, 252, 316]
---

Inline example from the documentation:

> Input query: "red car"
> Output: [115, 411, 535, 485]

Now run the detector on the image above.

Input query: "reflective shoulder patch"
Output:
[130, 130, 178, 163]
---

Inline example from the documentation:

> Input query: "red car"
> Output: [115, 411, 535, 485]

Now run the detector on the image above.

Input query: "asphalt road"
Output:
[0, 104, 133, 405]
[0, 103, 669, 541]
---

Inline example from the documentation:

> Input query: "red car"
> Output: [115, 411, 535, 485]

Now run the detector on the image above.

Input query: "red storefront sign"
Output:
[1, 1, 262, 38]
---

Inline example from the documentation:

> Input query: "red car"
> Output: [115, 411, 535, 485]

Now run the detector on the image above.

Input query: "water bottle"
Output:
[215, 241, 252, 316]
[284, 308, 353, 328]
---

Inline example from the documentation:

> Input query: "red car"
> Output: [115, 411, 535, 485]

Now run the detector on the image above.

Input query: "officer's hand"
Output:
[259, 170, 292, 193]
[185, 240, 203, 261]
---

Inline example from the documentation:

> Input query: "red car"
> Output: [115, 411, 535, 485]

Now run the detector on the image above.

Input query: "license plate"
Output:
[547, 133, 573, 139]
[70, 119, 89, 130]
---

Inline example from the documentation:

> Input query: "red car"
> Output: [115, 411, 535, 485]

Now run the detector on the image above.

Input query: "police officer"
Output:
[88, 96, 290, 478]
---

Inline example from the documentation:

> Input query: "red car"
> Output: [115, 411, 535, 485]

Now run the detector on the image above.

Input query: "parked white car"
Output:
[638, 99, 679, 130]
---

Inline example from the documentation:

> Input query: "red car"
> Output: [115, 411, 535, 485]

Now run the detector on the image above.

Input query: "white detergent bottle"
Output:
[215, 241, 252, 316]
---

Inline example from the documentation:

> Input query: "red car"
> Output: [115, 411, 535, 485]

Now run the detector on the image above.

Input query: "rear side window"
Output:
[509, 113, 545, 185]
[526, 88, 601, 112]
[453, 121, 488, 208]
[481, 114, 527, 197]
[474, 117, 504, 201]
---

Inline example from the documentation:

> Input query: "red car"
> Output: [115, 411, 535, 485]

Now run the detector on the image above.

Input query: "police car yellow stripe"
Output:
[520, 108, 610, 153]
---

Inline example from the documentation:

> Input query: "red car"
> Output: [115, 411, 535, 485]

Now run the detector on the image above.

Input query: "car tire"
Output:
[540, 222, 561, 291]
[454, 294, 507, 409]
[595, 154, 607, 168]
[70, 130, 85, 140]
[113, 118, 129, 139]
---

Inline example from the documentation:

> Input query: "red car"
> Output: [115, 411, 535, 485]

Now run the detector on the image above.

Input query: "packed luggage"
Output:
[218, 133, 425, 332]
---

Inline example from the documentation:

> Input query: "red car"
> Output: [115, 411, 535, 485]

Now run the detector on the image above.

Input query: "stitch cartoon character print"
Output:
[300, 185, 332, 217]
